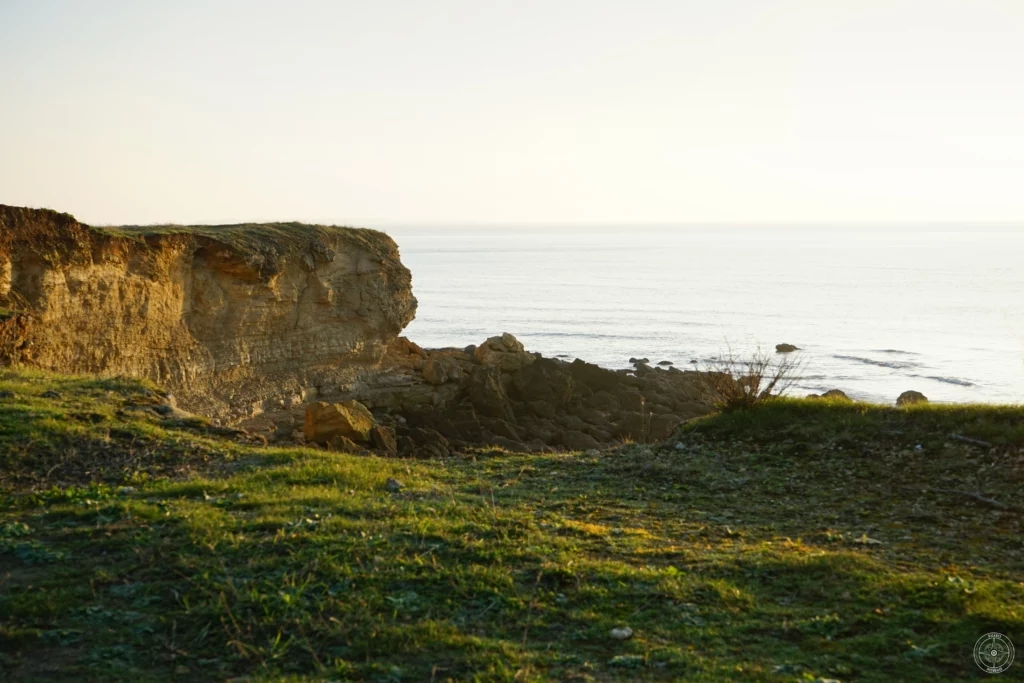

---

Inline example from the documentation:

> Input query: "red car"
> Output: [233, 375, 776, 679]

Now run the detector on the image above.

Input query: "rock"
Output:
[370, 424, 397, 454]
[463, 344, 477, 355]
[821, 389, 851, 401]
[557, 429, 600, 451]
[775, 343, 800, 353]
[896, 390, 928, 406]
[473, 333, 535, 372]
[567, 359, 621, 392]
[586, 391, 620, 412]
[610, 626, 634, 640]
[385, 478, 404, 492]
[422, 356, 462, 385]
[526, 399, 557, 419]
[510, 357, 575, 408]
[391, 337, 426, 358]
[479, 417, 521, 441]
[40, 390, 61, 399]
[304, 400, 375, 445]
[629, 357, 649, 364]
[465, 366, 516, 422]
[648, 414, 683, 441]
[614, 412, 648, 441]
[617, 390, 645, 412]
[806, 393, 821, 399]
[657, 360, 673, 366]
[0, 205, 416, 424]
[569, 404, 606, 426]
[406, 427, 451, 458]
[633, 362, 653, 375]
[328, 435, 362, 452]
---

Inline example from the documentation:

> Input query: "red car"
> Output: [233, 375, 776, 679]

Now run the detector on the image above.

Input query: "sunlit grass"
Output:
[1, 370, 1022, 680]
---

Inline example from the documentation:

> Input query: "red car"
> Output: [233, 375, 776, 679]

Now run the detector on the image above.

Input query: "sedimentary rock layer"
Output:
[0, 205, 416, 420]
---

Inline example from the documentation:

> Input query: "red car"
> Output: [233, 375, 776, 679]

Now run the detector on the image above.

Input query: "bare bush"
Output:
[698, 346, 803, 411]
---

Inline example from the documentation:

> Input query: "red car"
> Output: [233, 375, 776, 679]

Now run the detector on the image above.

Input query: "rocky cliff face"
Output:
[0, 205, 416, 421]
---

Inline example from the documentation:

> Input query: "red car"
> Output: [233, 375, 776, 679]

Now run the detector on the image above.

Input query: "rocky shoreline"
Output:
[292, 332, 715, 457]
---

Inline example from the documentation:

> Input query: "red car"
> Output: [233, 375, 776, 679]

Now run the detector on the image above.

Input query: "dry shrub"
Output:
[698, 346, 802, 411]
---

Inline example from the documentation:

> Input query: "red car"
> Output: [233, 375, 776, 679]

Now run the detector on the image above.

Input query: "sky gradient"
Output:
[2, 0, 1023, 226]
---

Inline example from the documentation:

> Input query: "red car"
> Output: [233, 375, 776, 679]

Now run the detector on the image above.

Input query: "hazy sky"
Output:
[2, 1, 1023, 225]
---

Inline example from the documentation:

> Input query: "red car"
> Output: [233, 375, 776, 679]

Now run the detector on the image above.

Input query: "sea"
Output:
[384, 225, 1024, 405]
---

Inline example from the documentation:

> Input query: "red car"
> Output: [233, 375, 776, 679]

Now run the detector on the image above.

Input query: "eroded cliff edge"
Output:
[0, 205, 416, 421]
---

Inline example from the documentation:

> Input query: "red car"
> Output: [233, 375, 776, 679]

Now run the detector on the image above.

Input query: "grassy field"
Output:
[1, 369, 1022, 681]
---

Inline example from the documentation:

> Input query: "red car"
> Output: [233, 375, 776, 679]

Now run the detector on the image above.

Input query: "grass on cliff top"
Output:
[98, 222, 386, 257]
[1, 370, 1023, 681]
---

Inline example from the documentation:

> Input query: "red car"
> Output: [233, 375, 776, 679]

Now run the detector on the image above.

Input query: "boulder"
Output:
[405, 427, 451, 458]
[557, 429, 600, 451]
[479, 417, 521, 441]
[328, 435, 362, 452]
[465, 366, 516, 422]
[649, 414, 683, 441]
[422, 356, 462, 385]
[304, 400, 375, 445]
[617, 390, 645, 412]
[527, 399, 557, 419]
[473, 333, 536, 372]
[568, 359, 622, 392]
[896, 390, 928, 406]
[510, 357, 575, 407]
[370, 424, 397, 454]
[775, 343, 800, 353]
[587, 391, 620, 412]
[614, 412, 648, 441]
[821, 389, 852, 401]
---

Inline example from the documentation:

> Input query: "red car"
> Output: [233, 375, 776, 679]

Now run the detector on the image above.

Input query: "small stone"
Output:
[40, 390, 62, 399]
[610, 626, 634, 640]
[385, 478, 404, 492]
[674, 442, 687, 451]
[117, 486, 136, 495]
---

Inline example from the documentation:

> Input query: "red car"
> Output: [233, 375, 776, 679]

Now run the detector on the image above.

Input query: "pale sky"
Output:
[2, 0, 1023, 226]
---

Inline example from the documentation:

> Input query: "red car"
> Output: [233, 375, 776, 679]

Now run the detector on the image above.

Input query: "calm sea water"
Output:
[385, 226, 1024, 404]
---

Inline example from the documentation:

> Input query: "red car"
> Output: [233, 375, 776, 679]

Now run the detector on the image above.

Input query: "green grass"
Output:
[99, 222, 392, 262]
[1, 372, 1022, 681]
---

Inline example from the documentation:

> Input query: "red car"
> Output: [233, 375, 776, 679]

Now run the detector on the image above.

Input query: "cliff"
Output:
[0, 205, 416, 421]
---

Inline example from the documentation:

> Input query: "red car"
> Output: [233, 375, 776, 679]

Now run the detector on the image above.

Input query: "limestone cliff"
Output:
[0, 205, 416, 421]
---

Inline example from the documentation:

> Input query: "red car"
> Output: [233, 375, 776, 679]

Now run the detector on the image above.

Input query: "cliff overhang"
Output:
[0, 205, 417, 421]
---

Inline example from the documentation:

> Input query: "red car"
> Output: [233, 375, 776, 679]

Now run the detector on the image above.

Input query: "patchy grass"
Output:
[1, 374, 1022, 681]
[100, 222, 391, 262]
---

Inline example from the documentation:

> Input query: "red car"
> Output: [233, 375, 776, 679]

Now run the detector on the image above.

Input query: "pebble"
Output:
[385, 478, 404, 492]
[610, 626, 634, 640]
